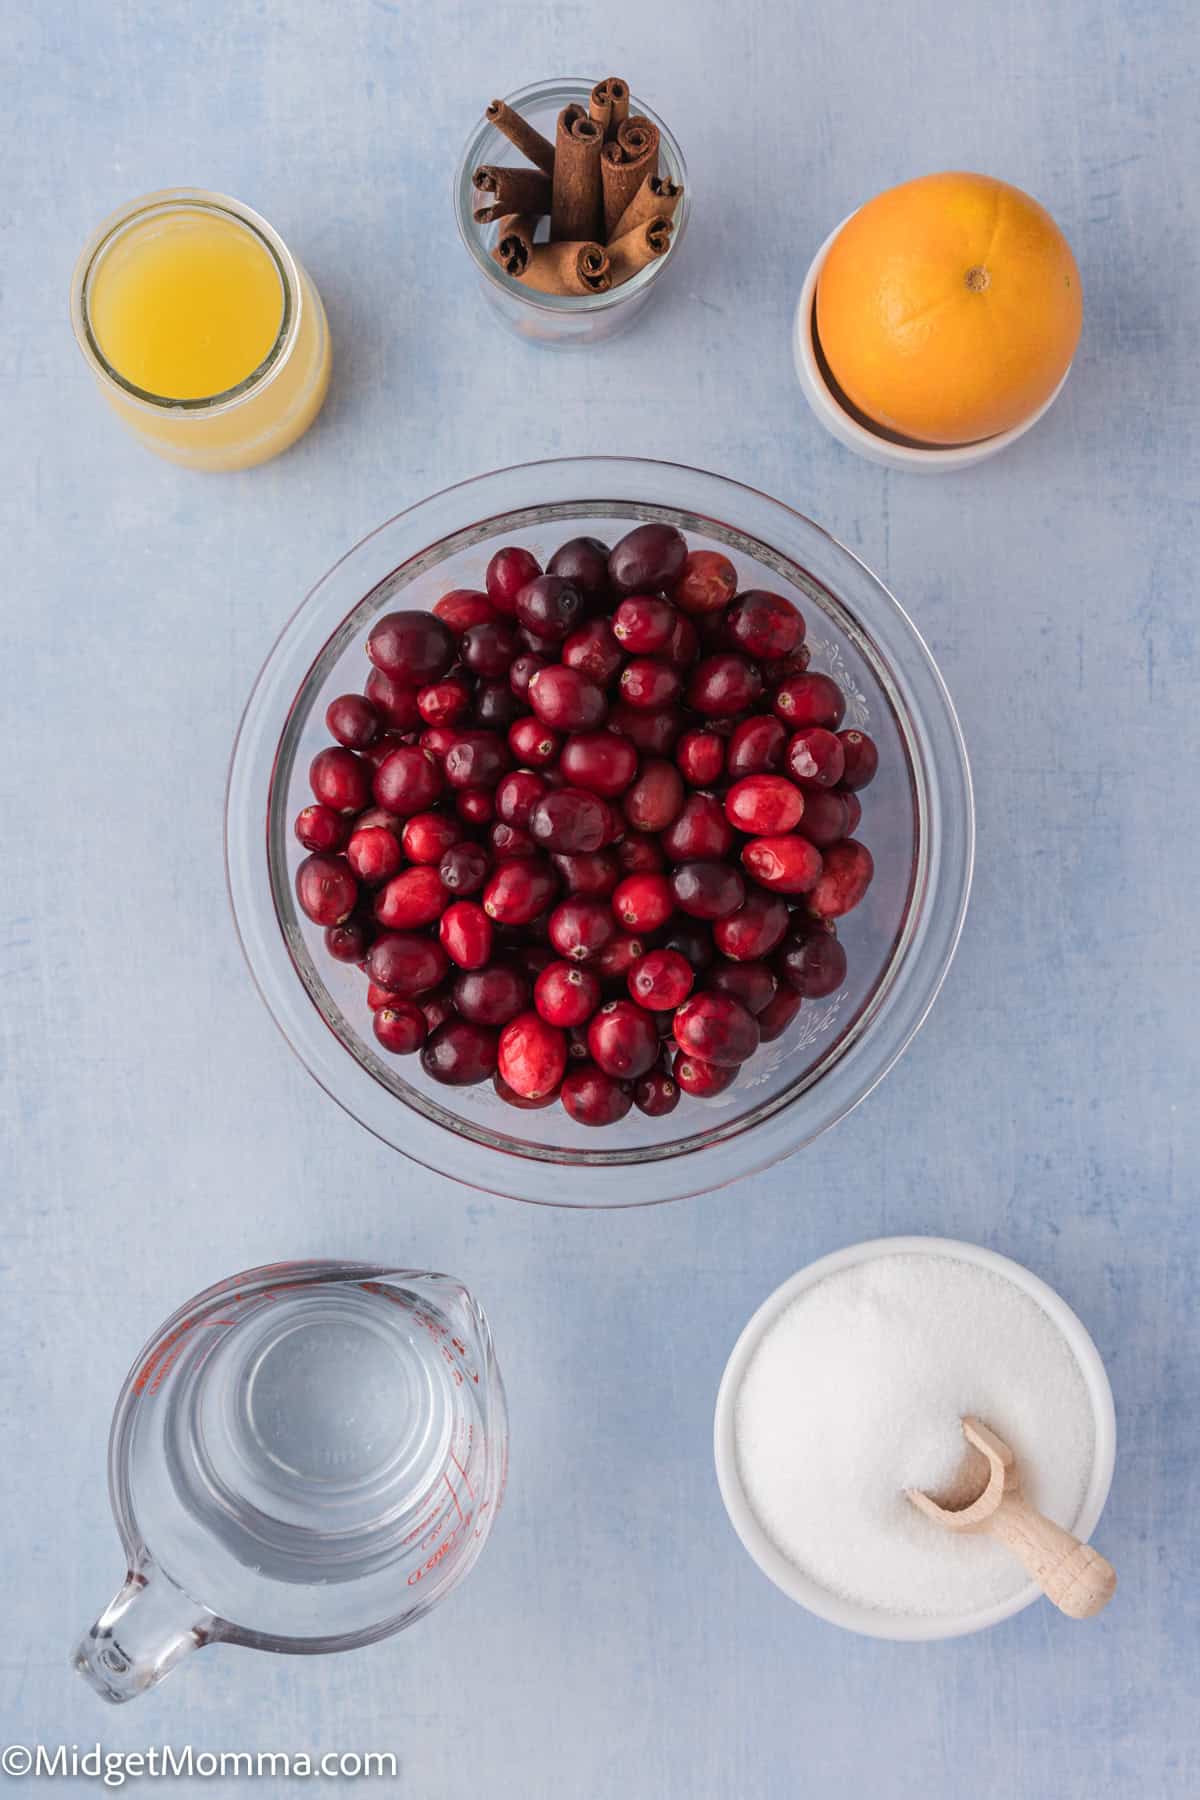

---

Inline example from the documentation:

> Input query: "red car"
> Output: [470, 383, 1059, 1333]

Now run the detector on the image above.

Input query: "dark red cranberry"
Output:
[628, 948, 693, 1011]
[674, 549, 738, 615]
[506, 653, 546, 703]
[398, 812, 457, 866]
[616, 835, 666, 875]
[548, 897, 617, 962]
[372, 745, 443, 815]
[295, 853, 358, 925]
[485, 546, 541, 616]
[710, 959, 777, 1015]
[420, 987, 457, 1034]
[741, 835, 823, 895]
[456, 788, 495, 825]
[807, 840, 874, 918]
[613, 595, 676, 653]
[482, 858, 558, 926]
[612, 873, 673, 933]
[368, 931, 449, 996]
[587, 1000, 659, 1079]
[421, 1019, 499, 1085]
[547, 536, 611, 602]
[527, 664, 607, 732]
[434, 588, 495, 632]
[453, 963, 529, 1026]
[724, 774, 806, 835]
[556, 731, 635, 799]
[786, 727, 846, 789]
[364, 669, 422, 730]
[529, 789, 609, 854]
[727, 714, 787, 778]
[496, 770, 549, 829]
[619, 759, 681, 835]
[561, 1064, 632, 1126]
[561, 618, 623, 685]
[442, 730, 511, 791]
[592, 933, 645, 982]
[458, 620, 518, 678]
[662, 791, 735, 862]
[325, 693, 380, 749]
[373, 1001, 427, 1055]
[663, 921, 715, 970]
[418, 725, 459, 762]
[607, 701, 685, 754]
[493, 1072, 559, 1110]
[676, 730, 725, 787]
[609, 522, 688, 596]
[843, 793, 863, 833]
[618, 658, 683, 712]
[366, 611, 455, 684]
[347, 825, 404, 885]
[498, 1010, 567, 1100]
[473, 680, 521, 731]
[672, 1049, 739, 1097]
[778, 920, 848, 996]
[758, 985, 803, 1042]
[416, 679, 472, 728]
[367, 979, 401, 1011]
[535, 961, 602, 1027]
[294, 803, 349, 853]
[774, 642, 813, 680]
[837, 730, 878, 790]
[439, 841, 490, 895]
[515, 574, 586, 644]
[490, 822, 536, 858]
[375, 865, 447, 929]
[439, 899, 493, 970]
[674, 991, 760, 1066]
[670, 860, 746, 920]
[712, 891, 789, 962]
[551, 850, 620, 897]
[686, 654, 763, 718]
[566, 1025, 591, 1062]
[665, 611, 700, 668]
[723, 590, 805, 661]
[309, 746, 370, 814]
[508, 715, 561, 768]
[772, 671, 846, 730]
[793, 788, 851, 847]
[325, 918, 369, 963]
[633, 1069, 680, 1116]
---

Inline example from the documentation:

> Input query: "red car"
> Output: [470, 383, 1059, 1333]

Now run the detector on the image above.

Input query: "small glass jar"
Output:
[70, 189, 332, 472]
[454, 80, 690, 349]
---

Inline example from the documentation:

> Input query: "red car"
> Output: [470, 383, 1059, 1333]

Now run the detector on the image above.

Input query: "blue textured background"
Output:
[3, 2, 1197, 1795]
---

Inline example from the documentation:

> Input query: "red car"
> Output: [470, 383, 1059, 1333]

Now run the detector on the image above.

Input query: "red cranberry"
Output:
[368, 931, 449, 996]
[508, 715, 561, 768]
[587, 1000, 659, 1079]
[807, 839, 874, 918]
[633, 1069, 680, 1116]
[439, 899, 493, 970]
[418, 725, 459, 762]
[528, 665, 607, 732]
[515, 575, 586, 643]
[456, 788, 495, 825]
[310, 746, 371, 814]
[459, 620, 519, 678]
[670, 860, 746, 920]
[724, 774, 805, 835]
[607, 701, 685, 754]
[616, 835, 666, 875]
[619, 760, 681, 835]
[535, 961, 602, 1027]
[420, 987, 457, 1033]
[295, 853, 358, 925]
[434, 588, 495, 632]
[686, 654, 763, 718]
[494, 1071, 559, 1110]
[837, 730, 879, 790]
[608, 523, 687, 596]
[421, 1019, 499, 1085]
[551, 850, 620, 897]
[561, 618, 623, 685]
[496, 770, 549, 829]
[561, 1064, 632, 1126]
[712, 891, 789, 961]
[375, 866, 447, 929]
[613, 873, 673, 933]
[774, 642, 813, 680]
[498, 1010, 567, 1100]
[364, 669, 422, 730]
[398, 812, 456, 865]
[665, 611, 700, 667]
[758, 985, 803, 1041]
[786, 728, 846, 789]
[710, 959, 777, 1015]
[416, 679, 472, 727]
[723, 590, 805, 661]
[529, 789, 609, 854]
[325, 919, 369, 962]
[628, 948, 693, 1011]
[504, 652, 543, 703]
[367, 611, 455, 684]
[772, 671, 846, 730]
[663, 921, 715, 969]
[549, 897, 617, 962]
[618, 658, 683, 712]
[547, 536, 611, 602]
[674, 549, 738, 615]
[474, 680, 522, 731]
[613, 595, 676, 653]
[676, 730, 725, 787]
[482, 858, 558, 926]
[672, 1050, 739, 1097]
[741, 835, 823, 895]
[346, 825, 403, 885]
[674, 991, 760, 1066]
[325, 693, 380, 749]
[592, 933, 645, 982]
[486, 546, 541, 615]
[294, 803, 348, 853]
[453, 963, 529, 1026]
[367, 979, 401, 1011]
[439, 842, 490, 895]
[662, 791, 735, 862]
[778, 920, 848, 996]
[794, 788, 851, 847]
[727, 714, 787, 778]
[372, 1001, 427, 1055]
[372, 745, 443, 815]
[490, 822, 536, 858]
[556, 731, 635, 799]
[843, 793, 863, 833]
[442, 730, 511, 790]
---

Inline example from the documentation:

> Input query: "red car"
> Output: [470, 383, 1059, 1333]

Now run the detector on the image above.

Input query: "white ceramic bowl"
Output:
[793, 217, 1073, 473]
[713, 1235, 1116, 1641]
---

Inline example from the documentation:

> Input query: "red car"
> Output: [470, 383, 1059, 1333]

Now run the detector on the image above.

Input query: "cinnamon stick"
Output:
[517, 241, 611, 296]
[589, 76, 629, 140]
[607, 216, 673, 285]
[485, 99, 556, 176]
[600, 117, 661, 239]
[550, 105, 604, 244]
[610, 174, 682, 243]
[491, 213, 538, 279]
[473, 164, 552, 217]
[616, 115, 659, 167]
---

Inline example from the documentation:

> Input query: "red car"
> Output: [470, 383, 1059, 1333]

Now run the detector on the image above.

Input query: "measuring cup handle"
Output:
[72, 1559, 219, 1703]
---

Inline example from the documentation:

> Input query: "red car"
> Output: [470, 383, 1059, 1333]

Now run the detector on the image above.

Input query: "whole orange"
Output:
[815, 172, 1082, 445]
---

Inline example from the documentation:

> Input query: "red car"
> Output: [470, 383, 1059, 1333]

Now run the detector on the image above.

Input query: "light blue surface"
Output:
[2, 1, 1197, 1794]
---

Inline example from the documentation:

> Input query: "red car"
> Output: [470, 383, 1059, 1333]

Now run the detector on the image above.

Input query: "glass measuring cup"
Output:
[73, 1260, 507, 1702]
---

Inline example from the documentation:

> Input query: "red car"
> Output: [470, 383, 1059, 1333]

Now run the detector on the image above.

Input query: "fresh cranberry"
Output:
[418, 725, 459, 762]
[772, 672, 846, 730]
[548, 897, 616, 962]
[618, 658, 682, 712]
[503, 653, 543, 704]
[712, 890, 789, 961]
[364, 669, 422, 730]
[723, 590, 805, 661]
[420, 987, 457, 1034]
[663, 921, 715, 969]
[613, 873, 673, 933]
[710, 959, 777, 1015]
[295, 853, 358, 925]
[474, 680, 522, 730]
[633, 1068, 680, 1116]
[294, 803, 349, 853]
[561, 1064, 632, 1126]
[493, 1072, 559, 1110]
[727, 714, 787, 778]
[438, 842, 490, 897]
[366, 611, 455, 684]
[456, 788, 495, 825]
[346, 825, 403, 885]
[325, 919, 369, 963]
[741, 835, 823, 895]
[367, 979, 401, 1010]
[620, 759, 682, 835]
[453, 963, 529, 1026]
[666, 612, 700, 668]
[507, 715, 561, 768]
[607, 701, 685, 754]
[628, 948, 693, 1011]
[793, 788, 851, 847]
[421, 1019, 499, 1085]
[661, 791, 735, 862]
[397, 812, 455, 866]
[672, 1050, 739, 1097]
[514, 941, 557, 979]
[724, 773, 805, 835]
[310, 746, 370, 814]
[439, 899, 493, 970]
[527, 664, 607, 732]
[416, 679, 471, 728]
[670, 860, 746, 920]
[486, 546, 542, 615]
[490, 822, 536, 859]
[676, 730, 725, 787]
[561, 617, 623, 685]
[786, 727, 845, 789]
[529, 789, 609, 854]
[372, 745, 443, 815]
[368, 931, 449, 996]
[592, 933, 645, 982]
[686, 654, 763, 718]
[482, 858, 558, 926]
[807, 840, 874, 918]
[551, 850, 620, 897]
[515, 575, 585, 643]
[374, 866, 447, 929]
[608, 523, 687, 596]
[495, 770, 548, 829]
[757, 985, 803, 1042]
[674, 991, 760, 1065]
[535, 961, 602, 1027]
[837, 730, 878, 790]
[843, 793, 863, 834]
[774, 642, 813, 680]
[613, 595, 676, 653]
[616, 835, 666, 875]
[443, 730, 511, 790]
[434, 588, 495, 632]
[547, 536, 611, 602]
[372, 1001, 427, 1055]
[778, 920, 848, 996]
[325, 693, 380, 749]
[498, 1010, 567, 1100]
[566, 1025, 591, 1062]
[673, 549, 738, 615]
[457, 619, 517, 678]
[587, 1000, 659, 1079]
[556, 731, 635, 799]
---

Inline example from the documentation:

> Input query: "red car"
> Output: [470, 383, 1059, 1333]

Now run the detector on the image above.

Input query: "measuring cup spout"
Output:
[72, 1559, 218, 1704]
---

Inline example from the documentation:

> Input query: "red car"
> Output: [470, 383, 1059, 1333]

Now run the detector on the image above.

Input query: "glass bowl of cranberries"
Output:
[226, 457, 973, 1206]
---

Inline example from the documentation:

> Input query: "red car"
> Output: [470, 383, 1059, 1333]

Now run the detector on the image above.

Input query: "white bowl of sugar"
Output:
[713, 1236, 1116, 1640]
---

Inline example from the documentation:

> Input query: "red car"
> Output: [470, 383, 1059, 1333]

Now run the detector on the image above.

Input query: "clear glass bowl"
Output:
[225, 458, 973, 1207]
[452, 80, 690, 348]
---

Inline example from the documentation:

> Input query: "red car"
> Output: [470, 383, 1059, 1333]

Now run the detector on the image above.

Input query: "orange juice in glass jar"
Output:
[71, 189, 331, 471]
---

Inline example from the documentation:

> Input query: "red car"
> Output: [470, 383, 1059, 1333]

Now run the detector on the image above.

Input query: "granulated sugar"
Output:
[734, 1251, 1096, 1616]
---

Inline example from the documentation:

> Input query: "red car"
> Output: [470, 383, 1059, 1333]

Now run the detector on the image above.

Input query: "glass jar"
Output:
[453, 80, 690, 348]
[70, 189, 332, 472]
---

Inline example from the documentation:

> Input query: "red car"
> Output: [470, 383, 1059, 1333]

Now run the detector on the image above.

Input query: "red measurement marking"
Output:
[449, 1449, 475, 1500]
[443, 1472, 464, 1524]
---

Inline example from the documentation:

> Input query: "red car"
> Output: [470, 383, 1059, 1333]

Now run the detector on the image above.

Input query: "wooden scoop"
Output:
[907, 1417, 1117, 1620]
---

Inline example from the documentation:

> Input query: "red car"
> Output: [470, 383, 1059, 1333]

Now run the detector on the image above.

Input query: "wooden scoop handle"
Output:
[987, 1495, 1117, 1619]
